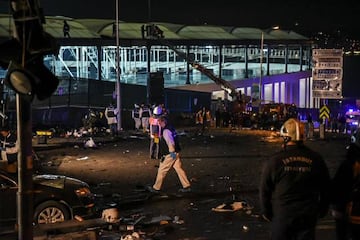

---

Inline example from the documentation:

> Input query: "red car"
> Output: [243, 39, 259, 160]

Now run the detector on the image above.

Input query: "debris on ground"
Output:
[211, 201, 249, 212]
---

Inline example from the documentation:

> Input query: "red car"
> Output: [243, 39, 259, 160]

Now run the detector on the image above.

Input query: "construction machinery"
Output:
[141, 24, 297, 130]
[141, 24, 242, 100]
[141, 24, 250, 124]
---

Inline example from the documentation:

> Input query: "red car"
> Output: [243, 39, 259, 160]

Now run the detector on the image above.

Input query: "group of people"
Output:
[259, 117, 360, 240]
[195, 107, 212, 135]
[81, 104, 118, 137]
[132, 103, 168, 133]
[4, 102, 360, 239]
[145, 113, 360, 239]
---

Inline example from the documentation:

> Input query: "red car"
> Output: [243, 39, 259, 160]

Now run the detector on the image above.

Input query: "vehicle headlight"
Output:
[75, 187, 92, 197]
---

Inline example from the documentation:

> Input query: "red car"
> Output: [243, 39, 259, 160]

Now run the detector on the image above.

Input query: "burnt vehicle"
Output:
[0, 170, 95, 230]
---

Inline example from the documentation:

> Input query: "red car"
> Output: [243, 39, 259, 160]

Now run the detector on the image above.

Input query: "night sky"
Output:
[0, 0, 359, 39]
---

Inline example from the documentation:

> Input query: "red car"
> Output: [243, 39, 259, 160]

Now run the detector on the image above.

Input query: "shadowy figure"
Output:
[63, 20, 70, 38]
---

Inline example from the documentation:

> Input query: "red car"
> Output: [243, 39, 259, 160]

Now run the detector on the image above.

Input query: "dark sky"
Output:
[1, 0, 360, 38]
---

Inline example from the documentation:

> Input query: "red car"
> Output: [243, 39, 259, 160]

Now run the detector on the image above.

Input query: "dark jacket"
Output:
[259, 142, 330, 221]
[331, 144, 360, 213]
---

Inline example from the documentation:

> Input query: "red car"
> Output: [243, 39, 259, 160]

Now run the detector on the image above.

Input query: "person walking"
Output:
[104, 102, 118, 136]
[330, 129, 360, 240]
[259, 118, 330, 240]
[146, 115, 191, 193]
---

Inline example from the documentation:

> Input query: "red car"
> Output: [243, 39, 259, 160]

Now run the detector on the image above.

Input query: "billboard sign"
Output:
[312, 49, 343, 99]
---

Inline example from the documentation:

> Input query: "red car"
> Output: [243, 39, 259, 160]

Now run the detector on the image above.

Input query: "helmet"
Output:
[351, 129, 360, 148]
[280, 118, 304, 142]
[101, 208, 120, 223]
[153, 106, 163, 116]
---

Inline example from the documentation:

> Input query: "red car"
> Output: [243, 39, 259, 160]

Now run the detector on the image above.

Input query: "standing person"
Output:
[215, 107, 221, 128]
[131, 104, 141, 131]
[149, 105, 162, 160]
[305, 112, 313, 139]
[0, 125, 18, 173]
[259, 118, 330, 240]
[337, 113, 346, 134]
[63, 20, 70, 38]
[331, 129, 360, 240]
[195, 107, 204, 135]
[104, 102, 118, 136]
[146, 116, 191, 193]
[205, 108, 212, 130]
[140, 103, 151, 133]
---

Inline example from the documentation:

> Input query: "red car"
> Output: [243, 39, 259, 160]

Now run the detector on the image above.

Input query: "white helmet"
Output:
[153, 106, 163, 116]
[280, 118, 304, 142]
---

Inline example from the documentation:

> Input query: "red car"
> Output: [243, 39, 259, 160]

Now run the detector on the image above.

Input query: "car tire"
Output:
[33, 200, 70, 224]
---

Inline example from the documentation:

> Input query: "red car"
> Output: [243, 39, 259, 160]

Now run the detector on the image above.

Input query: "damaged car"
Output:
[0, 169, 95, 230]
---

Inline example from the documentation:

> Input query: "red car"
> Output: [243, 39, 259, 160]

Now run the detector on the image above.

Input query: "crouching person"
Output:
[0, 125, 18, 173]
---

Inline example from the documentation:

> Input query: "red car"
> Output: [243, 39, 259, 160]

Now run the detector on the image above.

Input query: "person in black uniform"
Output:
[259, 118, 330, 240]
[331, 129, 360, 240]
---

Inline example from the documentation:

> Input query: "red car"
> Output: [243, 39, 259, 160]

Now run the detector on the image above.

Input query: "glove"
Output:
[170, 152, 177, 160]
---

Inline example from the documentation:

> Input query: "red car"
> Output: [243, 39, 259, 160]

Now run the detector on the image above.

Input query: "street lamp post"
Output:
[115, 0, 122, 131]
[259, 31, 264, 103]
[259, 26, 279, 104]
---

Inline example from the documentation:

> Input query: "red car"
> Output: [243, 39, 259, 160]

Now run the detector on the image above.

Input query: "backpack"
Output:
[347, 161, 360, 224]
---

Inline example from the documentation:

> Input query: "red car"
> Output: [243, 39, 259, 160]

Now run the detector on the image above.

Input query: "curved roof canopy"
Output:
[0, 14, 309, 43]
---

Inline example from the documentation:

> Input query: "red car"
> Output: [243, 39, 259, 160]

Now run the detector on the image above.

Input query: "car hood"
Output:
[33, 174, 89, 190]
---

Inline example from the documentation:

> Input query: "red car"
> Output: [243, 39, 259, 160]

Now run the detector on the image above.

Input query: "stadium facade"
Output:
[0, 14, 320, 129]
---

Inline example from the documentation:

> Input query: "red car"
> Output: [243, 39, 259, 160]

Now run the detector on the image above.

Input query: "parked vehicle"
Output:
[0, 170, 95, 230]
[345, 109, 360, 134]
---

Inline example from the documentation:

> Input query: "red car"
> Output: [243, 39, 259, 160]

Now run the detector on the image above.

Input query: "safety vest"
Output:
[133, 108, 140, 118]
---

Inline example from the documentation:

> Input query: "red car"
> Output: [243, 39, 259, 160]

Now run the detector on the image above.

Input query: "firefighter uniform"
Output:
[259, 118, 330, 240]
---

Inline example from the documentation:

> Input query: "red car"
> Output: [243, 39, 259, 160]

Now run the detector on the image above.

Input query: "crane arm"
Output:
[141, 24, 238, 98]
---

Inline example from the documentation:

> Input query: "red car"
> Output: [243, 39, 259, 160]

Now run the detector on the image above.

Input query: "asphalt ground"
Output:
[4, 127, 351, 239]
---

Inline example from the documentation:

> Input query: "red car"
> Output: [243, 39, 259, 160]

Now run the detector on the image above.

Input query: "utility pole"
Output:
[259, 31, 264, 104]
[115, 0, 122, 131]
[146, 0, 152, 105]
[259, 26, 279, 105]
[148, 0, 152, 22]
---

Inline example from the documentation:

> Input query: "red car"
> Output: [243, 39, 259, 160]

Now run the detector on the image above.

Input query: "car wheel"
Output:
[34, 200, 70, 224]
